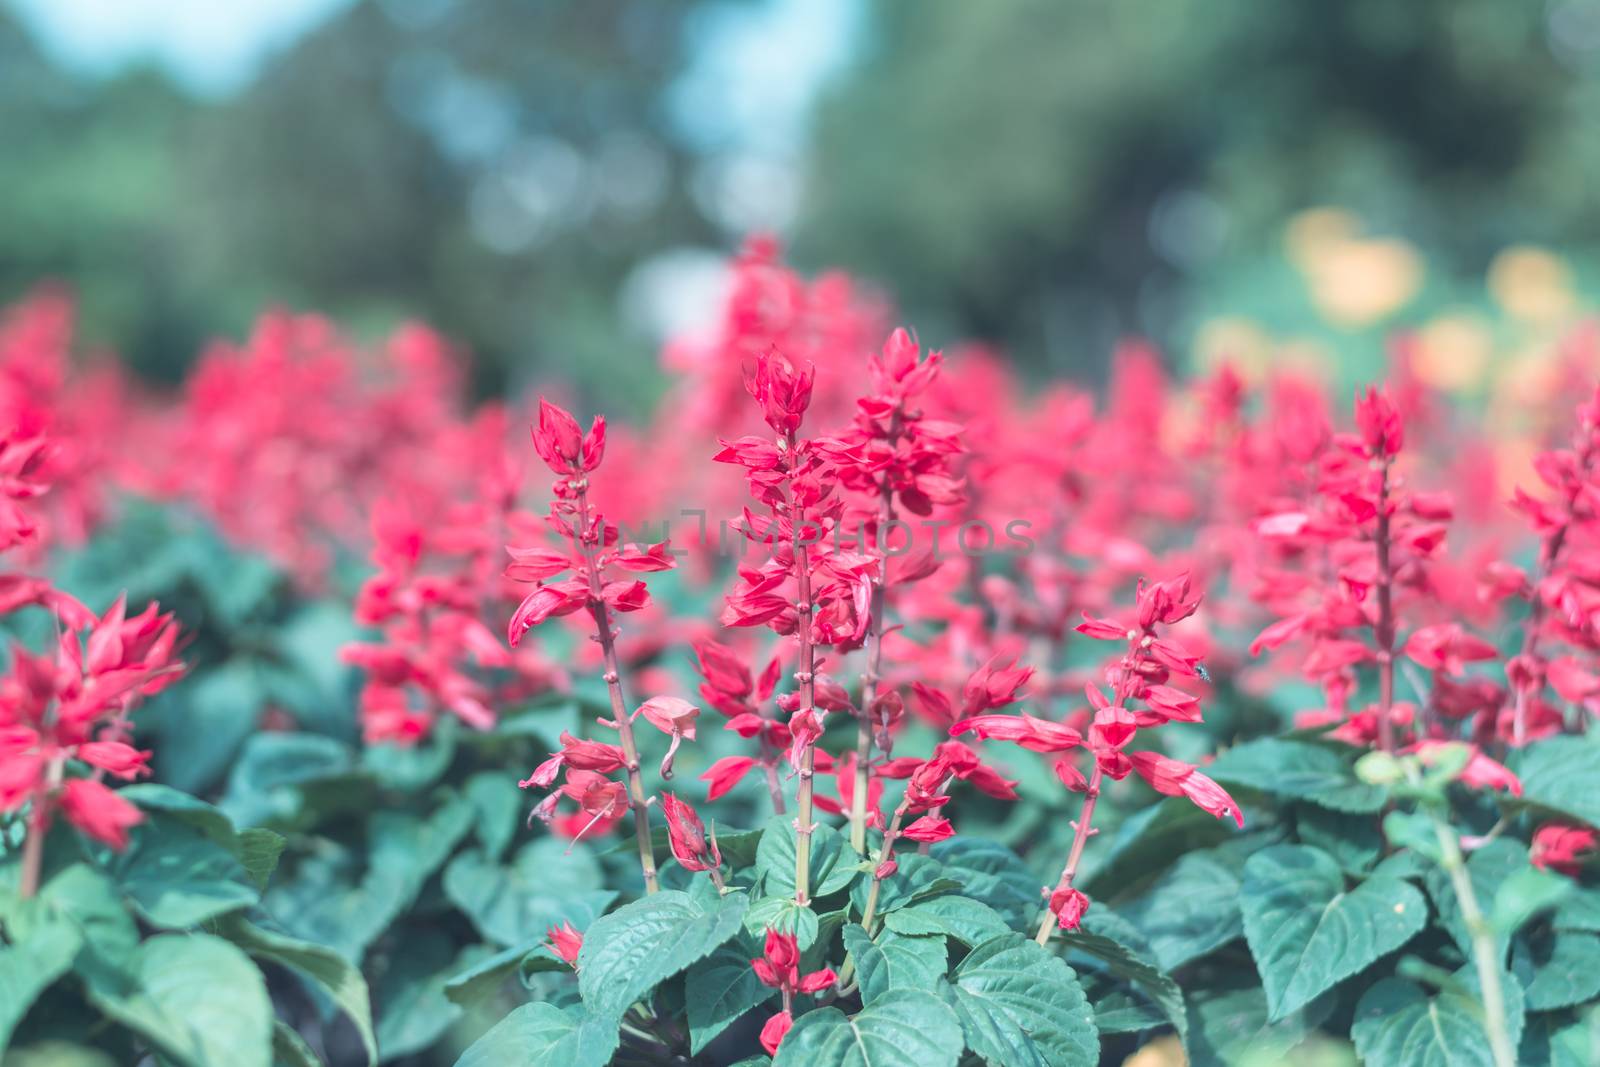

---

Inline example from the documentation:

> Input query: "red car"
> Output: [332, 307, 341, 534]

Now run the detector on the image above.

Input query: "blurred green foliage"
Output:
[3, 0, 1599, 397]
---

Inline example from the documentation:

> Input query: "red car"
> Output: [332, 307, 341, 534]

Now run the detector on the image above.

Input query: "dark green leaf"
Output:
[1060, 910, 1186, 1040]
[1209, 737, 1386, 813]
[1121, 848, 1245, 970]
[882, 895, 1013, 945]
[216, 915, 377, 1066]
[443, 839, 613, 947]
[0, 912, 82, 1054]
[686, 942, 778, 1055]
[108, 816, 259, 928]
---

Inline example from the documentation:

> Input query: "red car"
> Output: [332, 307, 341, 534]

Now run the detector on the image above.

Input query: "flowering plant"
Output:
[2, 243, 1599, 1067]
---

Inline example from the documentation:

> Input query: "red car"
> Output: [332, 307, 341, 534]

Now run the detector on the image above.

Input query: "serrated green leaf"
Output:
[443, 839, 613, 947]
[686, 942, 778, 1055]
[1554, 886, 1600, 933]
[452, 1003, 618, 1067]
[577, 888, 748, 1021]
[755, 817, 858, 899]
[1492, 865, 1573, 938]
[1241, 844, 1427, 1020]
[773, 988, 963, 1067]
[846, 852, 958, 919]
[744, 894, 820, 948]
[84, 933, 273, 1067]
[882, 894, 1013, 945]
[941, 933, 1098, 1067]
[1080, 797, 1237, 899]
[1352, 968, 1524, 1067]
[843, 924, 946, 1006]
[221, 733, 357, 828]
[216, 915, 376, 1066]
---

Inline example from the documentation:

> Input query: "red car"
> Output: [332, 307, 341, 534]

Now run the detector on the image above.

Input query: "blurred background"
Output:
[3, 0, 1599, 414]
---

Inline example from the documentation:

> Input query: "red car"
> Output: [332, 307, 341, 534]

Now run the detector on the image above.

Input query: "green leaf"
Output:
[927, 839, 1037, 928]
[1516, 931, 1600, 1012]
[1209, 737, 1386, 813]
[1241, 844, 1427, 1021]
[443, 839, 614, 947]
[443, 936, 562, 1007]
[1518, 737, 1600, 826]
[152, 661, 265, 793]
[1080, 797, 1237, 899]
[0, 913, 82, 1054]
[271, 1020, 322, 1067]
[120, 783, 238, 844]
[843, 924, 946, 1006]
[1121, 848, 1244, 970]
[685, 942, 778, 1055]
[1554, 886, 1600, 933]
[1352, 969, 1525, 1067]
[216, 915, 377, 1066]
[755, 817, 858, 899]
[374, 933, 491, 1062]
[1491, 865, 1573, 938]
[237, 829, 287, 890]
[464, 772, 522, 862]
[84, 932, 274, 1067]
[107, 815, 259, 928]
[882, 894, 1013, 945]
[1184, 980, 1335, 1067]
[268, 800, 474, 961]
[773, 988, 963, 1067]
[362, 723, 457, 793]
[577, 888, 749, 1021]
[1060, 910, 1186, 1040]
[221, 733, 357, 828]
[941, 933, 1099, 1067]
[846, 852, 960, 919]
[744, 894, 820, 949]
[452, 1003, 618, 1067]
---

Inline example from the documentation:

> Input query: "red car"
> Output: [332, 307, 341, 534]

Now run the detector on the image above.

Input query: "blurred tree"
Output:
[798, 0, 1599, 375]
[0, 1, 734, 411]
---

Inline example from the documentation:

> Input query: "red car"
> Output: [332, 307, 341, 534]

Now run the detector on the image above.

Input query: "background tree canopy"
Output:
[2, 0, 1597, 402]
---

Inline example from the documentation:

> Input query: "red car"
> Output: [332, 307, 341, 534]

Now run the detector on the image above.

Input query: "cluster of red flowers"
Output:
[0, 322, 186, 893]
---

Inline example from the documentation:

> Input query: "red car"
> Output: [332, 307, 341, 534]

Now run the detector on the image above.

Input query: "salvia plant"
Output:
[0, 242, 1599, 1067]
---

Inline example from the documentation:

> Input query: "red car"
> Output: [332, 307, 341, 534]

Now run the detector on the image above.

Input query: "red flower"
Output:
[1050, 886, 1090, 931]
[661, 792, 721, 872]
[759, 1011, 793, 1056]
[951, 713, 1082, 753]
[1531, 823, 1597, 877]
[701, 755, 758, 801]
[901, 815, 954, 843]
[751, 928, 837, 997]
[75, 741, 151, 780]
[58, 777, 142, 850]
[545, 921, 583, 969]
[1126, 751, 1244, 826]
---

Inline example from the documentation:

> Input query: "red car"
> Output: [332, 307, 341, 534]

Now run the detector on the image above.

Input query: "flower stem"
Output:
[1035, 765, 1104, 945]
[574, 483, 657, 894]
[1373, 459, 1398, 755]
[1403, 762, 1515, 1067]
[851, 464, 897, 854]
